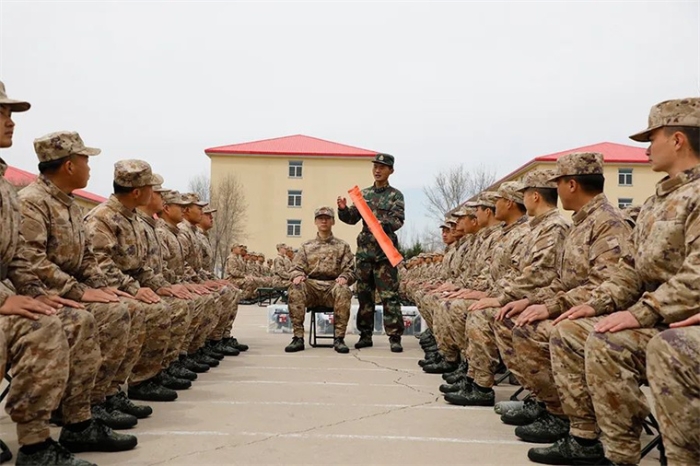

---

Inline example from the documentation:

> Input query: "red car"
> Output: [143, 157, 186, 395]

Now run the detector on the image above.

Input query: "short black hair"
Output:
[37, 156, 71, 175]
[113, 182, 135, 195]
[665, 126, 700, 156]
[476, 205, 494, 216]
[531, 187, 558, 206]
[514, 202, 527, 214]
[561, 174, 605, 195]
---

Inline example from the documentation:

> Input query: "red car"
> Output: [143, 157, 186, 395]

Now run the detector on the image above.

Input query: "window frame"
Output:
[287, 190, 302, 208]
[286, 219, 302, 237]
[288, 161, 303, 179]
[618, 168, 633, 187]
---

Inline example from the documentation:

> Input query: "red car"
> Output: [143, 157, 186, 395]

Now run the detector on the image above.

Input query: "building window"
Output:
[618, 198, 633, 209]
[287, 190, 302, 207]
[287, 220, 301, 237]
[618, 168, 633, 186]
[289, 161, 303, 178]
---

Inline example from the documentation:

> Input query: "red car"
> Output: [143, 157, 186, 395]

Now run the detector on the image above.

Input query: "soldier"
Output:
[499, 153, 633, 464]
[0, 81, 128, 466]
[17, 131, 141, 430]
[225, 244, 260, 301]
[567, 98, 700, 465]
[272, 243, 293, 287]
[179, 193, 245, 356]
[194, 201, 247, 353]
[285, 207, 355, 354]
[136, 181, 200, 387]
[338, 153, 405, 352]
[84, 159, 177, 403]
[156, 191, 220, 371]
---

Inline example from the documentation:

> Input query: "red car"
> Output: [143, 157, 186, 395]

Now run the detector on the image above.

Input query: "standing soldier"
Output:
[338, 153, 405, 352]
[285, 207, 355, 354]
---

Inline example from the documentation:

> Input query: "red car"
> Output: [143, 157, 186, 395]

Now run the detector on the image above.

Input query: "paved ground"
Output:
[0, 304, 662, 465]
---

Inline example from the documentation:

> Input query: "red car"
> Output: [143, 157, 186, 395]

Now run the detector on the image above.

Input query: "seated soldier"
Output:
[285, 207, 355, 354]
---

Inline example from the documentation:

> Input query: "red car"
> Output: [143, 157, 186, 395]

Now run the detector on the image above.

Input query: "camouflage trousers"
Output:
[184, 293, 219, 354]
[550, 317, 604, 440]
[231, 277, 266, 300]
[210, 286, 240, 341]
[0, 311, 69, 446]
[413, 289, 434, 331]
[647, 327, 700, 466]
[586, 326, 671, 464]
[57, 308, 101, 425]
[288, 279, 352, 338]
[431, 297, 473, 363]
[109, 298, 145, 395]
[512, 320, 565, 416]
[127, 299, 170, 386]
[84, 302, 131, 406]
[466, 307, 523, 388]
[161, 297, 193, 369]
[355, 259, 403, 337]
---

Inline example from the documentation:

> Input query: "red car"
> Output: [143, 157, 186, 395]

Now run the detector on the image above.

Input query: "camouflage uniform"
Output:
[137, 209, 192, 369]
[513, 154, 634, 442]
[226, 252, 261, 299]
[580, 161, 700, 462]
[647, 327, 700, 465]
[338, 156, 405, 337]
[288, 227, 355, 339]
[0, 158, 71, 446]
[17, 171, 130, 408]
[272, 247, 293, 288]
[84, 164, 170, 387]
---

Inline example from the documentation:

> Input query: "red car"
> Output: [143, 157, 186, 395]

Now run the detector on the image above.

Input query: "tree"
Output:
[189, 173, 247, 277]
[423, 164, 496, 222]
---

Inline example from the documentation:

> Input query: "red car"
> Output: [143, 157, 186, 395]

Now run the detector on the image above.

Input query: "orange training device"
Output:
[348, 186, 404, 267]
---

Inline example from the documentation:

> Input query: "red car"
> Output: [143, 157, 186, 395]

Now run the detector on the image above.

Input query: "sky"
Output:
[1, 0, 698, 237]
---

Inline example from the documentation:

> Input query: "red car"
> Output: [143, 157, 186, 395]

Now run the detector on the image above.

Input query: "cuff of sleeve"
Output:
[628, 301, 660, 328]
[124, 282, 140, 296]
[497, 295, 509, 307]
[545, 299, 563, 318]
[84, 277, 108, 289]
[64, 283, 86, 301]
[588, 296, 614, 316]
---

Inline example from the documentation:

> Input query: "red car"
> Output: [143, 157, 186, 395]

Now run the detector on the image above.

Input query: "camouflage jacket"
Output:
[0, 159, 46, 303]
[473, 215, 530, 293]
[12, 176, 108, 300]
[225, 254, 247, 281]
[457, 223, 503, 288]
[338, 184, 405, 262]
[586, 165, 700, 326]
[195, 227, 215, 274]
[273, 254, 293, 281]
[178, 220, 213, 282]
[451, 234, 476, 280]
[530, 194, 633, 318]
[156, 218, 195, 284]
[498, 208, 571, 305]
[84, 195, 162, 294]
[136, 210, 171, 289]
[290, 233, 355, 284]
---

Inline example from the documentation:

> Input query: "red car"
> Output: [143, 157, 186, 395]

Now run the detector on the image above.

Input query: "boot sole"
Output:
[285, 347, 305, 353]
[61, 438, 138, 453]
[102, 420, 137, 430]
[128, 393, 178, 402]
[517, 430, 568, 444]
[501, 414, 541, 426]
[527, 450, 604, 465]
[443, 395, 494, 407]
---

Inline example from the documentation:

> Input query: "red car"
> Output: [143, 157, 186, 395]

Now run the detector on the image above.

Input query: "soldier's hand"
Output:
[593, 311, 641, 333]
[82, 288, 120, 303]
[135, 287, 161, 304]
[670, 313, 700, 328]
[498, 298, 530, 321]
[0, 295, 57, 320]
[462, 290, 487, 300]
[554, 304, 596, 325]
[203, 282, 220, 291]
[337, 196, 347, 209]
[102, 287, 132, 299]
[469, 297, 501, 312]
[515, 304, 549, 327]
[335, 277, 348, 286]
[169, 284, 193, 300]
[292, 275, 306, 285]
[37, 294, 85, 310]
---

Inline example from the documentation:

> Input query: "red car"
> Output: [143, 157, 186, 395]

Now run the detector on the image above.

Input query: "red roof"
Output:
[534, 142, 648, 164]
[4, 165, 107, 204]
[205, 134, 379, 158]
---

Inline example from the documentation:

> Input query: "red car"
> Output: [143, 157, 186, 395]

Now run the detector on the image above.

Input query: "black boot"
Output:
[211, 339, 240, 356]
[90, 403, 137, 430]
[16, 439, 96, 466]
[158, 371, 192, 390]
[418, 351, 442, 367]
[515, 411, 570, 444]
[168, 360, 197, 381]
[183, 354, 211, 372]
[285, 337, 305, 353]
[227, 337, 249, 352]
[128, 379, 178, 402]
[444, 383, 495, 406]
[500, 398, 546, 426]
[423, 359, 459, 374]
[354, 333, 373, 349]
[334, 337, 350, 354]
[202, 343, 224, 360]
[439, 376, 472, 394]
[105, 391, 152, 419]
[527, 435, 605, 465]
[194, 349, 220, 367]
[59, 419, 137, 453]
[389, 336, 403, 353]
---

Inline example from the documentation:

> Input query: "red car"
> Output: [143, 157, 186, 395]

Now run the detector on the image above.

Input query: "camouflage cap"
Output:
[0, 81, 30, 112]
[445, 216, 458, 226]
[162, 190, 190, 205]
[181, 193, 208, 207]
[630, 97, 700, 142]
[548, 152, 604, 181]
[439, 222, 449, 229]
[203, 205, 217, 214]
[34, 131, 101, 162]
[151, 174, 168, 192]
[314, 206, 335, 218]
[453, 204, 469, 217]
[496, 181, 525, 204]
[373, 153, 395, 167]
[276, 243, 287, 250]
[475, 192, 499, 210]
[519, 169, 558, 190]
[113, 159, 160, 188]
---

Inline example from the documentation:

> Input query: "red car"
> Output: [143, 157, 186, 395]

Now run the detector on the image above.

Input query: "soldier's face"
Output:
[315, 215, 334, 233]
[150, 191, 164, 213]
[136, 185, 153, 207]
[68, 155, 90, 189]
[441, 228, 450, 243]
[200, 213, 213, 230]
[0, 106, 15, 148]
[165, 203, 184, 222]
[556, 178, 574, 210]
[185, 205, 203, 223]
[523, 189, 537, 216]
[647, 128, 677, 173]
[494, 197, 509, 220]
[372, 163, 393, 183]
[476, 206, 491, 227]
[464, 216, 480, 233]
